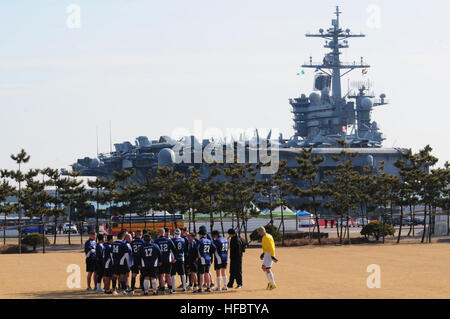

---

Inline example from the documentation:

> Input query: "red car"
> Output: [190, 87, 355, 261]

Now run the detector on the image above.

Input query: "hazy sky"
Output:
[1, 0, 449, 172]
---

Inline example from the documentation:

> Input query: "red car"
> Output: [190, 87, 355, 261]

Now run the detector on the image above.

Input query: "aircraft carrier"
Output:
[65, 7, 406, 187]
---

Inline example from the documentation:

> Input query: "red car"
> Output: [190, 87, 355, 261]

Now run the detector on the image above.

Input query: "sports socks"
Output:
[181, 274, 186, 289]
[216, 276, 221, 288]
[266, 272, 276, 286]
[143, 279, 150, 292]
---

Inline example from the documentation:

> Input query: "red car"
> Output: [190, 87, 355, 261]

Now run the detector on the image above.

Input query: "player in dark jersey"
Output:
[130, 230, 144, 292]
[124, 233, 134, 294]
[138, 234, 162, 295]
[170, 228, 187, 292]
[212, 230, 229, 291]
[111, 232, 131, 295]
[199, 225, 215, 289]
[84, 231, 97, 291]
[185, 232, 199, 290]
[94, 234, 105, 293]
[179, 228, 191, 288]
[102, 234, 114, 294]
[154, 228, 176, 294]
[194, 229, 216, 293]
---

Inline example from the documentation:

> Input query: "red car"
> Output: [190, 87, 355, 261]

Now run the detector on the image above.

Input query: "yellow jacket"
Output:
[262, 233, 275, 257]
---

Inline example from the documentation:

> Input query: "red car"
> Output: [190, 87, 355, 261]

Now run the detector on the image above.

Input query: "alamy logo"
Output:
[66, 4, 81, 29]
[366, 4, 381, 29]
[366, 264, 381, 288]
[66, 264, 81, 288]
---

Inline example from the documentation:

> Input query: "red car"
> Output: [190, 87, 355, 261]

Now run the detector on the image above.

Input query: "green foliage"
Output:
[250, 223, 282, 242]
[21, 233, 50, 251]
[360, 221, 395, 242]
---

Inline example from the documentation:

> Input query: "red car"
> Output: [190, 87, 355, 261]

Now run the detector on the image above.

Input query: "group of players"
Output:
[84, 225, 232, 295]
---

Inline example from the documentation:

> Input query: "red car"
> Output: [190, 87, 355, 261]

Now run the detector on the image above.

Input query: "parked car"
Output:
[45, 225, 56, 234]
[63, 223, 77, 234]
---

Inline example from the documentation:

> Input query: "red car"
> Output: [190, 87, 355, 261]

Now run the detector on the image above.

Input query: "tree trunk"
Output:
[447, 211, 449, 236]
[407, 204, 413, 237]
[219, 211, 225, 236]
[68, 203, 72, 245]
[96, 194, 99, 234]
[428, 204, 433, 243]
[42, 221, 46, 254]
[421, 205, 427, 243]
[346, 215, 350, 244]
[80, 221, 84, 245]
[314, 206, 321, 245]
[3, 213, 6, 245]
[397, 205, 403, 244]
[281, 205, 285, 246]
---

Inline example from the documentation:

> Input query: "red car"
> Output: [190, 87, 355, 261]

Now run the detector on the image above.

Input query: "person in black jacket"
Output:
[226, 228, 245, 289]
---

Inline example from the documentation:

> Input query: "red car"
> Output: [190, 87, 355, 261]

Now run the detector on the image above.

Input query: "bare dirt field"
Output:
[1, 242, 450, 299]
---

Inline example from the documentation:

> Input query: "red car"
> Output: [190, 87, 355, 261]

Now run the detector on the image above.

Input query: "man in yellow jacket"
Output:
[257, 227, 278, 290]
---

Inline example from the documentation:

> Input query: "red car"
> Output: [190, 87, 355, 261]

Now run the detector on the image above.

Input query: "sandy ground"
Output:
[1, 242, 450, 299]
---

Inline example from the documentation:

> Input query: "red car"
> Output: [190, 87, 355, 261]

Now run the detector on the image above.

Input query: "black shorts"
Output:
[198, 264, 210, 274]
[142, 267, 158, 278]
[86, 258, 96, 272]
[103, 267, 113, 277]
[113, 264, 129, 275]
[214, 262, 227, 271]
[158, 263, 172, 275]
[186, 262, 198, 273]
[131, 264, 140, 274]
[170, 260, 185, 276]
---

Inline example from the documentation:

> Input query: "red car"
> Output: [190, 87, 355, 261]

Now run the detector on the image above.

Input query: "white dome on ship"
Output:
[158, 148, 176, 167]
[360, 97, 372, 110]
[309, 92, 320, 104]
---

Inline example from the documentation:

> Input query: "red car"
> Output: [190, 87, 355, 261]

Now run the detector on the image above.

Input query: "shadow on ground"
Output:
[13, 289, 239, 299]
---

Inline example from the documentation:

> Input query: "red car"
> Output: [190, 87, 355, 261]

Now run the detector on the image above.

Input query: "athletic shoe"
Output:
[129, 290, 135, 295]
[193, 289, 203, 293]
[206, 288, 211, 293]
[226, 284, 233, 288]
[193, 285, 199, 290]
[177, 284, 183, 288]
[121, 290, 128, 295]
[236, 285, 242, 289]
[152, 291, 158, 296]
[112, 291, 118, 295]
[143, 291, 148, 296]
[96, 288, 104, 293]
[186, 285, 193, 290]
[210, 283, 215, 289]
[266, 283, 271, 290]
[104, 290, 112, 295]
[86, 287, 93, 292]
[169, 289, 174, 294]
[181, 288, 186, 292]
[269, 284, 277, 290]
[223, 286, 228, 291]
[215, 287, 222, 291]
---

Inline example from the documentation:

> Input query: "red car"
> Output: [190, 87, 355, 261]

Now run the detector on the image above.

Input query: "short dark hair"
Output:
[180, 227, 187, 232]
[227, 228, 236, 235]
[188, 232, 196, 238]
[97, 234, 104, 241]
[211, 230, 220, 237]
[143, 234, 151, 242]
[142, 229, 148, 235]
[89, 231, 96, 236]
[107, 234, 113, 242]
[164, 227, 170, 233]
[198, 229, 206, 236]
[117, 232, 124, 240]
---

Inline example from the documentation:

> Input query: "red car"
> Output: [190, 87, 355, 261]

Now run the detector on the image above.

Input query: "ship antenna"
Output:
[96, 125, 99, 156]
[109, 120, 112, 153]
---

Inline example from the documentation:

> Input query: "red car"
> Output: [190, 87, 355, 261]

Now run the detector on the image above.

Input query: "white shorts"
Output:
[262, 252, 273, 269]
